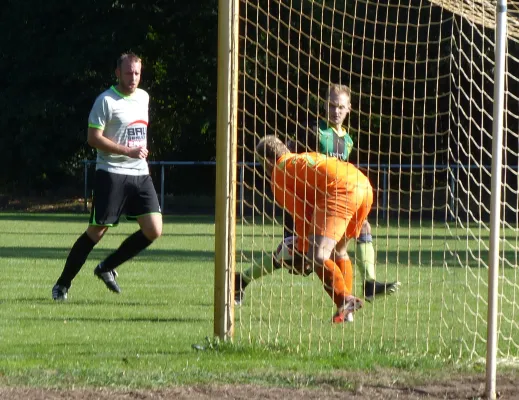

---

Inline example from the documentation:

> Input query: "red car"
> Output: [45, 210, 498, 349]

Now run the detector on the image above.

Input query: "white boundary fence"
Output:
[82, 160, 220, 214]
[82, 160, 512, 219]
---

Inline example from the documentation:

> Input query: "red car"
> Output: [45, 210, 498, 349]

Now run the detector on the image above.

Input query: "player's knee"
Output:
[145, 227, 162, 241]
[86, 226, 107, 243]
[357, 220, 372, 244]
[357, 232, 372, 244]
[334, 249, 349, 260]
[309, 252, 327, 267]
[307, 237, 334, 266]
[361, 220, 371, 235]
[142, 223, 162, 241]
[139, 214, 162, 241]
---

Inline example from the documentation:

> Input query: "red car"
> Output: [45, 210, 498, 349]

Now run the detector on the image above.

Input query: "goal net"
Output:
[233, 0, 519, 361]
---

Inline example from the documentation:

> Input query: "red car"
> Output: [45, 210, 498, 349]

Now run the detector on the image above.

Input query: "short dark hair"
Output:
[256, 135, 289, 162]
[117, 52, 142, 69]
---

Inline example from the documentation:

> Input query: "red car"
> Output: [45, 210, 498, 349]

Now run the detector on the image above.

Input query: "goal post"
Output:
[215, 0, 519, 386]
[214, 0, 240, 340]
[486, 2, 507, 398]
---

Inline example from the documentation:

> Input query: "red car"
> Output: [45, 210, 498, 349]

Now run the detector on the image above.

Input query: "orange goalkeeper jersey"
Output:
[271, 152, 372, 244]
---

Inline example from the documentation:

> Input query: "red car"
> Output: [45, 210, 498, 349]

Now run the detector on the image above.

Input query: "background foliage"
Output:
[1, 0, 517, 204]
[0, 1, 218, 194]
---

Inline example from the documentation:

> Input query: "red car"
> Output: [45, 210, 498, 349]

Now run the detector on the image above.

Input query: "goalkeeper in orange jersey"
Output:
[250, 134, 373, 323]
[235, 84, 400, 307]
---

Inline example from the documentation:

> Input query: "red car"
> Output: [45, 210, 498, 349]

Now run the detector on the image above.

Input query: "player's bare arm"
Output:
[87, 127, 148, 159]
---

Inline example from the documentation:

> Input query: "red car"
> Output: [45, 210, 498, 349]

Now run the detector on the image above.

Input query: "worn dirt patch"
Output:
[1, 376, 518, 400]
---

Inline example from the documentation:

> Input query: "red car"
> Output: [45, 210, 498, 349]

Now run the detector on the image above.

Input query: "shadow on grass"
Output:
[0, 247, 214, 261]
[0, 298, 214, 309]
[14, 315, 207, 323]
[0, 297, 170, 306]
[3, 244, 514, 269]
[0, 213, 89, 223]
[1, 244, 500, 268]
[0, 230, 216, 237]
[0, 213, 215, 224]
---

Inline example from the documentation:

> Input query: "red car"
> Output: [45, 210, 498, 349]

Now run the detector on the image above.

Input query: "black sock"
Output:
[98, 230, 153, 272]
[56, 232, 96, 288]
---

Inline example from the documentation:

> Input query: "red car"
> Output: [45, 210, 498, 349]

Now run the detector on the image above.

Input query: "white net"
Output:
[234, 0, 519, 361]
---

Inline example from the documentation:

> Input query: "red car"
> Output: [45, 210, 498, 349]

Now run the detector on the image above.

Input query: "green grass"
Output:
[236, 217, 519, 359]
[0, 213, 517, 390]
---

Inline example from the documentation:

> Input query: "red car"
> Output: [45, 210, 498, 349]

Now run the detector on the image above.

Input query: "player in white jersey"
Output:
[52, 53, 163, 300]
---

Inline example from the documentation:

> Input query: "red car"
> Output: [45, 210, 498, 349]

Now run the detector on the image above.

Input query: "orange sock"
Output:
[336, 258, 353, 295]
[314, 259, 349, 307]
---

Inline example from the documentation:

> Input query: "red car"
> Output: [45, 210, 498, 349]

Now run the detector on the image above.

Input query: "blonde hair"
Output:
[256, 135, 289, 162]
[327, 83, 351, 99]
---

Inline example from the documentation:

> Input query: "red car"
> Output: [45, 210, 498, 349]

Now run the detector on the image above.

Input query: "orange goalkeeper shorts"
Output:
[311, 184, 373, 242]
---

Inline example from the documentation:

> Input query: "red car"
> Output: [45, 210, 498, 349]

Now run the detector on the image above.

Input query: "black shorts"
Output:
[89, 170, 161, 226]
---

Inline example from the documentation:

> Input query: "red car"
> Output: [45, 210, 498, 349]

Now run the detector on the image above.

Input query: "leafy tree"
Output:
[0, 0, 218, 195]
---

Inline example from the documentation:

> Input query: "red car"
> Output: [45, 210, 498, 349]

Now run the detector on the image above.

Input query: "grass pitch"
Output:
[0, 213, 517, 390]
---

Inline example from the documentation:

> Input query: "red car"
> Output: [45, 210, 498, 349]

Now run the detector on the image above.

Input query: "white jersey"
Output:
[88, 86, 150, 175]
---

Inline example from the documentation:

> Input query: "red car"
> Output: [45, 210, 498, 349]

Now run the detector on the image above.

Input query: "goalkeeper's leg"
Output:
[308, 233, 363, 323]
[235, 214, 294, 306]
[234, 253, 281, 306]
[315, 258, 361, 323]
